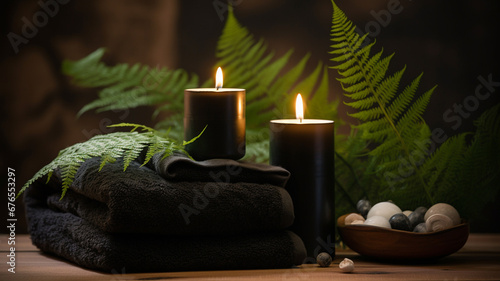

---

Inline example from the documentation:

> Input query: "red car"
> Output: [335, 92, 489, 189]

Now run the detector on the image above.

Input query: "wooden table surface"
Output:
[1, 233, 499, 281]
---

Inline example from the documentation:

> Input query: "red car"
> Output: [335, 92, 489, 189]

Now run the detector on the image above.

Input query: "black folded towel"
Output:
[153, 153, 290, 186]
[25, 183, 306, 272]
[43, 155, 294, 235]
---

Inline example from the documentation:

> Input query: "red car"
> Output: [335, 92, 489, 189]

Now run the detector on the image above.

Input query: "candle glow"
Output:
[296, 93, 304, 122]
[216, 67, 223, 90]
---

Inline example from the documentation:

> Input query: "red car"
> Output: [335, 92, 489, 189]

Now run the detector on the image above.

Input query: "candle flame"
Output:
[216, 67, 223, 90]
[296, 93, 304, 122]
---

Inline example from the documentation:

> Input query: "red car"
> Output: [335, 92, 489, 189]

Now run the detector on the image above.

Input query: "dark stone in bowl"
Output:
[390, 213, 411, 231]
[356, 199, 372, 219]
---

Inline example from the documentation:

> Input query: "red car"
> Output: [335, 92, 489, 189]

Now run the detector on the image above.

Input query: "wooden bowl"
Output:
[337, 213, 469, 261]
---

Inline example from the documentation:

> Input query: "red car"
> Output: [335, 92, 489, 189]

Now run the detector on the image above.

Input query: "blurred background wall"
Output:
[1, 0, 499, 234]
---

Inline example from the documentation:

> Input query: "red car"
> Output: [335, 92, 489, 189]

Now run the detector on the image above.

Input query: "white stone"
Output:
[345, 213, 365, 225]
[364, 215, 391, 228]
[351, 219, 365, 225]
[426, 213, 453, 232]
[339, 258, 355, 273]
[367, 202, 402, 220]
[424, 203, 461, 226]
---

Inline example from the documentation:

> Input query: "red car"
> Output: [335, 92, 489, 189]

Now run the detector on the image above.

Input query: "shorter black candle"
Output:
[184, 88, 245, 160]
[270, 119, 335, 260]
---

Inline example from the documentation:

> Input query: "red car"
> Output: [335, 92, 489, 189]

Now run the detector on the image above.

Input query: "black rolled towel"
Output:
[153, 153, 290, 186]
[42, 155, 294, 235]
[25, 183, 306, 273]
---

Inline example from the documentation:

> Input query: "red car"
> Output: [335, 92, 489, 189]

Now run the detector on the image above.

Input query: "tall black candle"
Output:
[184, 68, 245, 160]
[269, 94, 335, 261]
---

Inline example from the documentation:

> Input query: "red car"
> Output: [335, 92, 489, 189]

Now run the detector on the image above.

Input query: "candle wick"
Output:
[216, 85, 220, 91]
[299, 118, 303, 123]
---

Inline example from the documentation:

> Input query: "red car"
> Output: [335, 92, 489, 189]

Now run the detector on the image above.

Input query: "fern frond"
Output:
[18, 128, 192, 200]
[330, 1, 500, 218]
[330, 1, 437, 206]
[62, 48, 198, 135]
[208, 7, 340, 162]
[433, 103, 500, 217]
[212, 8, 340, 161]
[421, 133, 468, 195]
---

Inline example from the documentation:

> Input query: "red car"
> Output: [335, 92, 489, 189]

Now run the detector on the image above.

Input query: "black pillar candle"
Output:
[269, 95, 335, 261]
[184, 88, 245, 160]
[184, 68, 245, 160]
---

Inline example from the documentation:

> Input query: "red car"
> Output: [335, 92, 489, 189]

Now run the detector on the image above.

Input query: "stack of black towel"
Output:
[25, 153, 306, 272]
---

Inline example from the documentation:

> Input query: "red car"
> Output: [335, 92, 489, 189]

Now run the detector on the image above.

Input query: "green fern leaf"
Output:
[213, 11, 337, 123]
[432, 104, 500, 217]
[211, 7, 340, 161]
[18, 127, 193, 200]
[62, 48, 198, 136]
[330, 1, 437, 206]
[330, 1, 500, 218]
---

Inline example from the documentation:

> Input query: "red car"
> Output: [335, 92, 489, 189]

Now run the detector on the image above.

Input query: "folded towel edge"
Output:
[287, 231, 307, 265]
[277, 187, 294, 229]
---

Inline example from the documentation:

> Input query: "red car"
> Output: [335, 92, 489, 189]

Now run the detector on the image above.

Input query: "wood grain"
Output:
[1, 234, 499, 281]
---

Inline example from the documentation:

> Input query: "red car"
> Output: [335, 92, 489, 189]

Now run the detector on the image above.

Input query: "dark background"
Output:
[1, 0, 499, 234]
